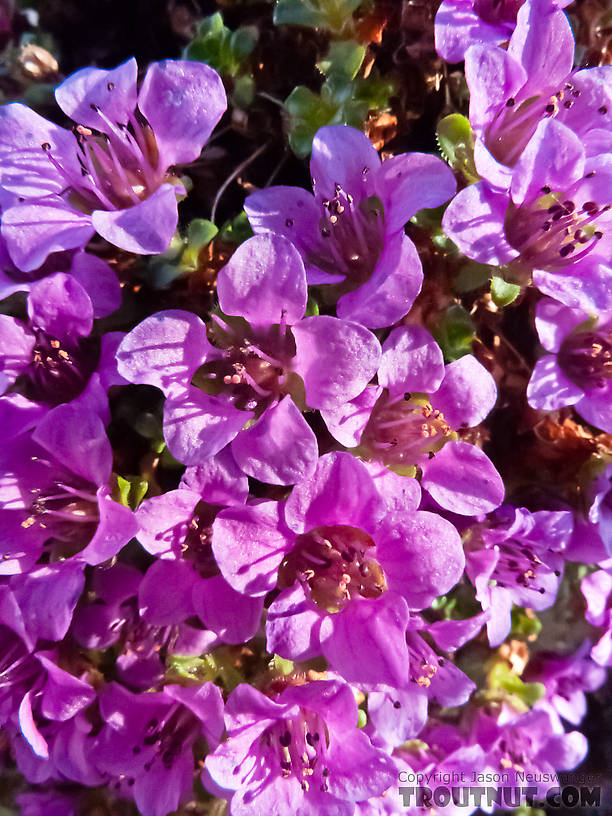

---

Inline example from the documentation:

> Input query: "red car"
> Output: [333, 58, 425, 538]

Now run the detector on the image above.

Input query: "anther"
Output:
[107, 82, 115, 90]
[559, 244, 575, 257]
[598, 106, 608, 114]
[541, 186, 551, 194]
[506, 98, 515, 107]
[41, 142, 51, 151]
[285, 218, 294, 227]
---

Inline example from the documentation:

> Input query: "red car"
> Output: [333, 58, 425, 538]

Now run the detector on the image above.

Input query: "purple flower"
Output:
[205, 679, 396, 815]
[470, 704, 587, 796]
[71, 562, 218, 690]
[322, 324, 504, 516]
[245, 125, 456, 329]
[135, 449, 264, 644]
[434, 0, 571, 64]
[94, 681, 224, 816]
[0, 577, 94, 763]
[0, 401, 137, 573]
[527, 297, 612, 432]
[582, 559, 612, 665]
[366, 612, 486, 746]
[0, 58, 226, 269]
[117, 234, 381, 485]
[463, 0, 611, 187]
[0, 273, 124, 439]
[0, 237, 121, 317]
[443, 119, 612, 313]
[212, 451, 465, 688]
[465, 506, 572, 645]
[524, 642, 606, 726]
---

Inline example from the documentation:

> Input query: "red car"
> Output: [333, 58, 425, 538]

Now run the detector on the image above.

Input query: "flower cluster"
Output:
[0, 0, 610, 814]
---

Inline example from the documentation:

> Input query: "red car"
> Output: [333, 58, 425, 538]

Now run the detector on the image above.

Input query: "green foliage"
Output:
[284, 71, 393, 157]
[184, 12, 258, 78]
[274, 0, 364, 37]
[488, 662, 545, 708]
[510, 607, 543, 641]
[436, 114, 479, 184]
[491, 276, 521, 307]
[219, 210, 254, 244]
[113, 475, 149, 510]
[432, 303, 476, 362]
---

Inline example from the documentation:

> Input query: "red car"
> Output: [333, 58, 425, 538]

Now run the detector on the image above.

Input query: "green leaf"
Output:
[318, 41, 365, 82]
[274, 0, 363, 35]
[184, 12, 257, 77]
[357, 709, 367, 728]
[232, 74, 255, 109]
[432, 304, 475, 362]
[219, 210, 254, 244]
[454, 260, 493, 293]
[488, 662, 545, 707]
[510, 607, 542, 640]
[491, 275, 521, 307]
[113, 475, 149, 509]
[284, 73, 393, 157]
[273, 655, 294, 675]
[436, 114, 479, 184]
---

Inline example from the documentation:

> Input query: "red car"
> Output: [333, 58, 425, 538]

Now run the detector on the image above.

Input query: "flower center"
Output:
[184, 502, 222, 578]
[278, 525, 386, 612]
[40, 104, 165, 213]
[258, 712, 331, 793]
[19, 469, 100, 558]
[406, 632, 444, 689]
[308, 186, 385, 290]
[487, 539, 560, 596]
[18, 329, 98, 406]
[557, 330, 612, 390]
[360, 392, 453, 471]
[136, 706, 200, 771]
[192, 314, 295, 415]
[505, 192, 607, 271]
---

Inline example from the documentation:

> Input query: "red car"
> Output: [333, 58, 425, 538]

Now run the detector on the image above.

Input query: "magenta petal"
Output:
[54, 59, 138, 130]
[368, 687, 427, 745]
[230, 398, 318, 486]
[421, 440, 505, 515]
[576, 385, 612, 433]
[320, 385, 382, 448]
[212, 501, 293, 596]
[1, 199, 95, 272]
[533, 263, 612, 314]
[181, 448, 249, 507]
[69, 251, 121, 318]
[11, 562, 84, 641]
[428, 612, 489, 652]
[0, 317, 34, 382]
[320, 594, 410, 689]
[27, 273, 93, 339]
[285, 451, 383, 535]
[535, 297, 585, 353]
[135, 489, 201, 556]
[508, 0, 574, 97]
[310, 125, 380, 201]
[374, 152, 456, 233]
[192, 575, 264, 643]
[18, 692, 48, 759]
[0, 103, 81, 197]
[33, 403, 112, 484]
[377, 510, 465, 608]
[527, 356, 584, 410]
[37, 654, 95, 721]
[91, 184, 179, 255]
[336, 233, 423, 329]
[79, 487, 138, 565]
[138, 60, 227, 167]
[442, 182, 517, 266]
[139, 559, 197, 625]
[244, 185, 321, 244]
[432, 354, 497, 428]
[435, 0, 509, 62]
[265, 583, 325, 661]
[465, 45, 526, 135]
[511, 120, 584, 207]
[164, 386, 249, 466]
[292, 315, 381, 408]
[217, 234, 307, 326]
[117, 310, 208, 395]
[365, 461, 422, 513]
[379, 325, 444, 396]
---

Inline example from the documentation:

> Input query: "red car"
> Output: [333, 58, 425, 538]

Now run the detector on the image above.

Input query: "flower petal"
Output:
[379, 324, 444, 396]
